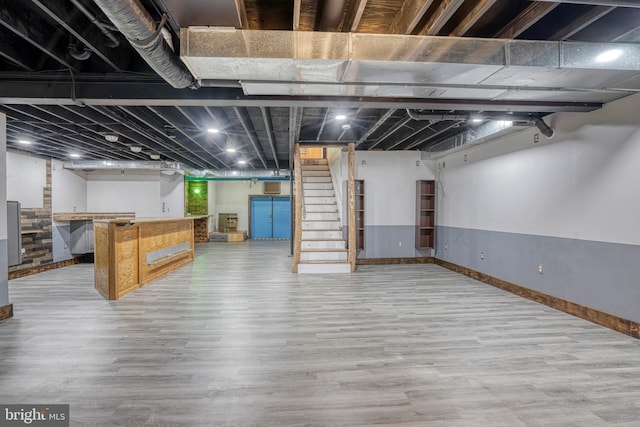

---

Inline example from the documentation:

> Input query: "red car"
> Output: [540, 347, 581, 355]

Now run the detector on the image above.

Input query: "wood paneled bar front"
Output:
[93, 217, 195, 300]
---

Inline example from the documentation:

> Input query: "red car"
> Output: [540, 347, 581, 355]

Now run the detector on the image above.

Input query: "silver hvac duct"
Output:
[62, 160, 290, 179]
[406, 109, 554, 138]
[92, 0, 198, 89]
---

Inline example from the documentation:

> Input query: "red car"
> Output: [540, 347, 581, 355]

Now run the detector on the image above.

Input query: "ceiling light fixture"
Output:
[596, 49, 622, 63]
[238, 160, 247, 165]
[150, 153, 161, 160]
[105, 134, 119, 142]
[335, 114, 347, 121]
[471, 118, 483, 123]
[130, 146, 142, 153]
[18, 140, 31, 144]
[341, 123, 351, 130]
[70, 153, 81, 158]
[226, 148, 236, 153]
[207, 128, 219, 134]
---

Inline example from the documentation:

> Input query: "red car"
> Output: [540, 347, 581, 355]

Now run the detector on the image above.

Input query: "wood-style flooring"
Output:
[2, 241, 640, 426]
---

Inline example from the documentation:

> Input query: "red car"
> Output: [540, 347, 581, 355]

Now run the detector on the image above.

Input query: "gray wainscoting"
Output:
[361, 226, 418, 259]
[0, 239, 8, 306]
[436, 225, 640, 323]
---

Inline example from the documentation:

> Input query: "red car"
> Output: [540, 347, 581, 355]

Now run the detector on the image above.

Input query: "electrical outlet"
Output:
[534, 133, 540, 143]
[480, 252, 484, 260]
[416, 161, 420, 167]
[21, 248, 26, 254]
[398, 241, 402, 247]
[464, 154, 467, 162]
[64, 244, 67, 249]
[538, 264, 544, 274]
[444, 243, 448, 251]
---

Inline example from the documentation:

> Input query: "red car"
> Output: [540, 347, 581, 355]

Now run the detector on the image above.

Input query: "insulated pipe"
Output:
[92, 0, 198, 89]
[406, 109, 555, 138]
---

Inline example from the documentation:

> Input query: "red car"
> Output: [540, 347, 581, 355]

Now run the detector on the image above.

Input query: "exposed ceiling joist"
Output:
[293, 0, 302, 30]
[356, 109, 396, 148]
[368, 116, 411, 150]
[260, 107, 280, 169]
[536, 0, 640, 7]
[417, 0, 466, 36]
[449, 0, 499, 36]
[385, 120, 434, 150]
[343, 0, 369, 32]
[388, 0, 436, 34]
[498, 2, 560, 39]
[550, 6, 615, 40]
[232, 107, 268, 168]
[28, 0, 124, 71]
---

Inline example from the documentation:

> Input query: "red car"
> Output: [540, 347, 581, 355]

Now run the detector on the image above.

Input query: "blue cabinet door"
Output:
[251, 197, 273, 239]
[251, 196, 291, 239]
[272, 197, 291, 239]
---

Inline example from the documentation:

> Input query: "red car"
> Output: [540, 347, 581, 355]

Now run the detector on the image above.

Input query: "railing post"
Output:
[348, 143, 356, 272]
[292, 143, 302, 273]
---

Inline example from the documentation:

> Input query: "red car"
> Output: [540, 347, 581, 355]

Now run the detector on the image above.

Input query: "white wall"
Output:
[159, 172, 185, 217]
[438, 91, 640, 246]
[6, 151, 46, 208]
[86, 170, 164, 217]
[51, 159, 87, 212]
[209, 180, 291, 232]
[355, 151, 436, 226]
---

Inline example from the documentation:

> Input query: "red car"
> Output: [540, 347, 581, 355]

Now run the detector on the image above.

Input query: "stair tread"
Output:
[298, 260, 352, 265]
[301, 238, 345, 241]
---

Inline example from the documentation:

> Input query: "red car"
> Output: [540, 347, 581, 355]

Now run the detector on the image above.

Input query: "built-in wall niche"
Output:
[185, 180, 208, 215]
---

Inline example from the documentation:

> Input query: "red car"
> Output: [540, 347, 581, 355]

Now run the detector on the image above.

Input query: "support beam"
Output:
[260, 107, 280, 169]
[316, 108, 330, 141]
[550, 6, 615, 40]
[405, 121, 465, 150]
[0, 111, 10, 319]
[497, 3, 560, 39]
[292, 143, 302, 273]
[612, 24, 640, 42]
[417, 0, 466, 36]
[293, 0, 301, 30]
[0, 31, 38, 71]
[449, 0, 499, 36]
[388, 0, 436, 34]
[288, 107, 300, 169]
[234, 0, 249, 29]
[232, 107, 269, 169]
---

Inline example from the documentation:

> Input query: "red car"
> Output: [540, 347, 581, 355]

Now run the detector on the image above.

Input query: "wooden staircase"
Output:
[296, 159, 351, 274]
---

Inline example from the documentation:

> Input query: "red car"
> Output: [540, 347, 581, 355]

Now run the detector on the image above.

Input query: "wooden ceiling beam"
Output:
[449, 0, 499, 36]
[343, 0, 369, 32]
[417, 0, 466, 36]
[388, 0, 436, 34]
[550, 5, 615, 40]
[497, 2, 560, 39]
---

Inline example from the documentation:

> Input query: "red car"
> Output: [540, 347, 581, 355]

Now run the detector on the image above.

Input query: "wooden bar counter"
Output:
[94, 217, 195, 300]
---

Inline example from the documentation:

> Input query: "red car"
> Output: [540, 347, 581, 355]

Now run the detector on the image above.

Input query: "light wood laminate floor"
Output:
[2, 241, 640, 426]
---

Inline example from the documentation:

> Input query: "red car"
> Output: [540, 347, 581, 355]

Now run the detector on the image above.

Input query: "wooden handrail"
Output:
[292, 143, 302, 273]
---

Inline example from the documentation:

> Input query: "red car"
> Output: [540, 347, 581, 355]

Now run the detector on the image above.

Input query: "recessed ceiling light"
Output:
[335, 114, 347, 121]
[130, 146, 142, 153]
[105, 134, 119, 142]
[341, 123, 351, 130]
[207, 128, 219, 134]
[18, 140, 31, 144]
[596, 49, 622, 63]
[70, 153, 81, 158]
[472, 118, 483, 123]
[238, 160, 247, 165]
[226, 148, 236, 153]
[150, 153, 161, 160]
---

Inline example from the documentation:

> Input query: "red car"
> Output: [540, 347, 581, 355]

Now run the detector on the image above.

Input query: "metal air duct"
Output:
[92, 0, 198, 89]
